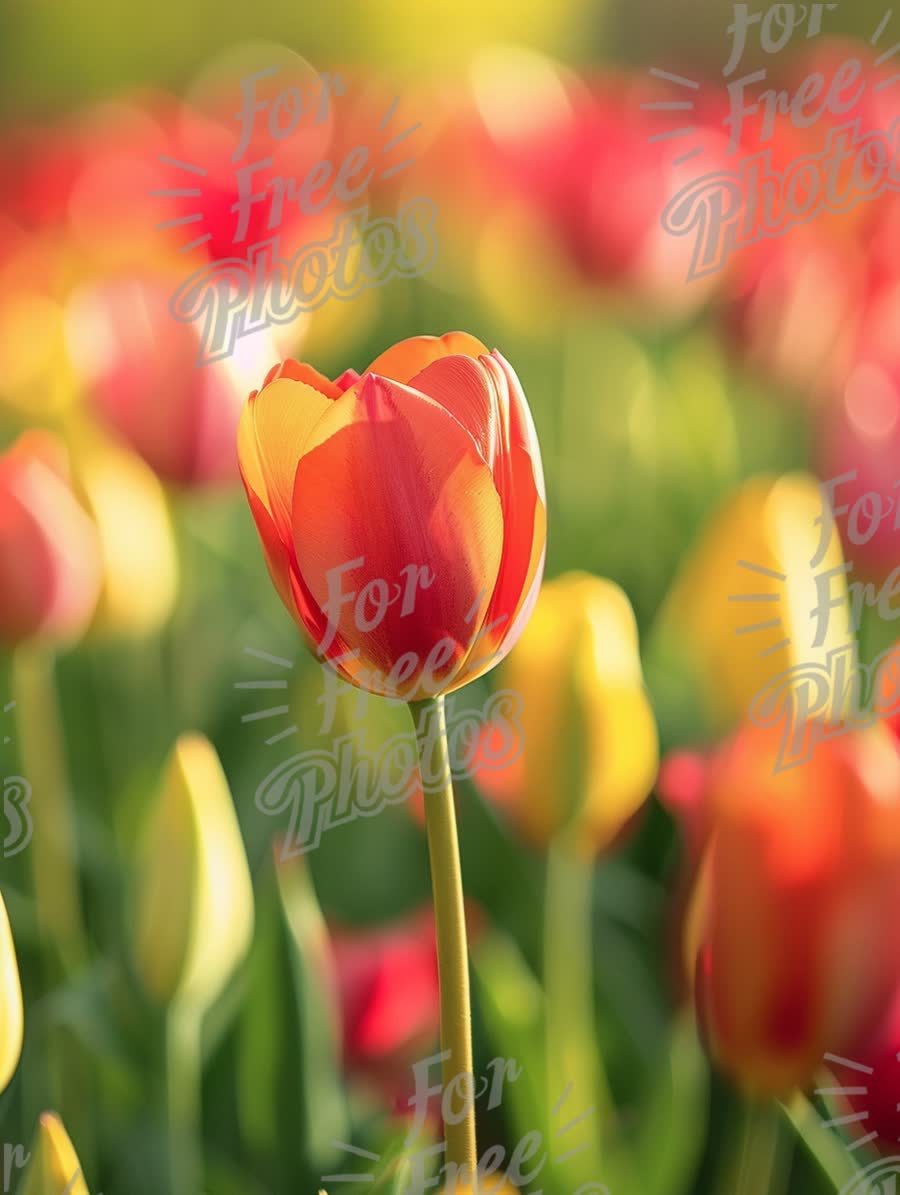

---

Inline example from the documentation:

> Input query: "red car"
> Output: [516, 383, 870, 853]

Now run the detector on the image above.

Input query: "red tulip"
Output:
[237, 332, 546, 699]
[331, 909, 440, 1113]
[673, 720, 900, 1095]
[484, 73, 732, 316]
[0, 432, 101, 645]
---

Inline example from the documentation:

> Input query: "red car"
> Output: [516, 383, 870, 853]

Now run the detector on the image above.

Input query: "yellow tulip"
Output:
[0, 890, 23, 1093]
[491, 571, 658, 855]
[68, 427, 178, 637]
[20, 1113, 89, 1195]
[657, 474, 854, 730]
[133, 734, 254, 1009]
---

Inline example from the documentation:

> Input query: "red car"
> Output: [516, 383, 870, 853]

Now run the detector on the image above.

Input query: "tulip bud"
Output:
[656, 474, 855, 731]
[20, 1113, 89, 1195]
[0, 432, 101, 647]
[237, 333, 546, 699]
[680, 719, 900, 1095]
[481, 572, 657, 856]
[68, 427, 178, 637]
[0, 889, 23, 1094]
[133, 734, 254, 1009]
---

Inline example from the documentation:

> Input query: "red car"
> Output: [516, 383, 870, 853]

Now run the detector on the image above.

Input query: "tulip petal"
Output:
[488, 350, 546, 503]
[408, 355, 497, 464]
[452, 446, 546, 688]
[291, 375, 504, 695]
[249, 379, 335, 532]
[363, 332, 490, 385]
[261, 359, 343, 397]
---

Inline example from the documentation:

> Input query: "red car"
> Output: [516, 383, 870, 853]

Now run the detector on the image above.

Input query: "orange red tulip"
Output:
[0, 432, 101, 646]
[238, 333, 546, 699]
[668, 719, 900, 1095]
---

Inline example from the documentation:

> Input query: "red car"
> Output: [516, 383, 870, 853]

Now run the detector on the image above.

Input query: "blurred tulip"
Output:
[478, 572, 657, 856]
[133, 734, 254, 1009]
[817, 359, 900, 581]
[20, 1114, 89, 1195]
[481, 70, 730, 319]
[238, 333, 546, 699]
[0, 890, 23, 1095]
[68, 429, 179, 637]
[657, 474, 855, 731]
[0, 432, 101, 647]
[66, 275, 279, 488]
[331, 908, 440, 1111]
[678, 720, 900, 1095]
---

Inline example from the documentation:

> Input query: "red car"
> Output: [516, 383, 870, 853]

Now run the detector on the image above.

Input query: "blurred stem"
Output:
[720, 1099, 787, 1195]
[544, 832, 610, 1170]
[12, 644, 87, 973]
[166, 1000, 202, 1195]
[410, 696, 478, 1181]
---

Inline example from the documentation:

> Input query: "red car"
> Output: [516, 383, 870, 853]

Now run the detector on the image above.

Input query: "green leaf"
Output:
[780, 1093, 860, 1193]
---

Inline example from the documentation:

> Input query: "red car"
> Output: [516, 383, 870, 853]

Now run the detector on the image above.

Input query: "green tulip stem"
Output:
[411, 695, 478, 1183]
[166, 1000, 202, 1195]
[544, 833, 610, 1172]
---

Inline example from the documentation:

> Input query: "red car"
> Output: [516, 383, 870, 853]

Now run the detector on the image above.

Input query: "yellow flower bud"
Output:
[69, 427, 178, 638]
[0, 890, 23, 1093]
[496, 572, 658, 855]
[133, 734, 254, 1009]
[20, 1113, 89, 1195]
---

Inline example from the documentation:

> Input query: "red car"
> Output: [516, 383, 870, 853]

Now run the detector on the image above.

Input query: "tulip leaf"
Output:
[780, 1093, 860, 1193]
[276, 848, 349, 1170]
[236, 852, 348, 1187]
[471, 932, 547, 1161]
